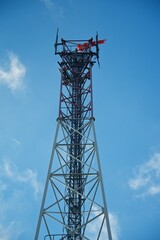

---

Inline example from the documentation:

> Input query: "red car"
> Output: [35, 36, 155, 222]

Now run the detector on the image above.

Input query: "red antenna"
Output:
[77, 39, 106, 51]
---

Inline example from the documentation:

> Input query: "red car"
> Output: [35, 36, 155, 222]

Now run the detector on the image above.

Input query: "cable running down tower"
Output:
[35, 33, 112, 240]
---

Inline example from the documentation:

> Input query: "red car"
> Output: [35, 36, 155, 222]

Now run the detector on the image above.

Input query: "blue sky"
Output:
[0, 0, 160, 239]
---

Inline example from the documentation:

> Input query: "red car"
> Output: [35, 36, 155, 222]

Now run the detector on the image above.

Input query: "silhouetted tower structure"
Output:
[35, 33, 112, 240]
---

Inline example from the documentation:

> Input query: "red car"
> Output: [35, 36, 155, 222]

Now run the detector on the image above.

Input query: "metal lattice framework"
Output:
[35, 34, 112, 240]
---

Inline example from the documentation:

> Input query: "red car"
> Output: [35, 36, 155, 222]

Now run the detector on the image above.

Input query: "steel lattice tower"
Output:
[35, 33, 112, 240]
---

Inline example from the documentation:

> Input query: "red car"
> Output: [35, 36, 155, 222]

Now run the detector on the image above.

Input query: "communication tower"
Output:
[35, 33, 112, 240]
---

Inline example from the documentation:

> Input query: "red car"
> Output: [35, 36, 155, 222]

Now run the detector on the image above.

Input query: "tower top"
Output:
[54, 30, 106, 65]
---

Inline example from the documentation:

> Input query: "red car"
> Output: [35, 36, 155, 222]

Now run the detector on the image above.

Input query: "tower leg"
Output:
[35, 121, 60, 240]
[92, 119, 112, 240]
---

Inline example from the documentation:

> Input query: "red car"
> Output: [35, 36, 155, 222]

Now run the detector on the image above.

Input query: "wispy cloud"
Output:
[0, 52, 26, 92]
[0, 159, 42, 238]
[11, 138, 23, 157]
[41, 0, 64, 17]
[0, 222, 22, 240]
[86, 207, 120, 240]
[109, 212, 120, 240]
[41, 0, 54, 9]
[2, 159, 40, 198]
[12, 138, 21, 146]
[128, 152, 160, 197]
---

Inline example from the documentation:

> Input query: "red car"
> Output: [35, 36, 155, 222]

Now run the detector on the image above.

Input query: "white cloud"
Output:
[2, 159, 40, 198]
[0, 159, 42, 238]
[109, 213, 120, 240]
[0, 221, 22, 240]
[42, 0, 54, 9]
[128, 175, 150, 190]
[0, 52, 26, 92]
[12, 138, 21, 147]
[41, 0, 64, 17]
[128, 152, 160, 197]
[10, 138, 23, 158]
[86, 207, 120, 240]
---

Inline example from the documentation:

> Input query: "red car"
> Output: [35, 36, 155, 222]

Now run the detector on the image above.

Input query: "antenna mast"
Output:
[35, 33, 112, 240]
